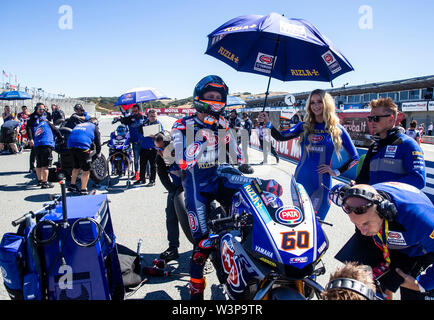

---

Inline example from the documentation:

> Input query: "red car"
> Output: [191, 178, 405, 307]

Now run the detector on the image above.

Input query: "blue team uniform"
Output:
[33, 120, 55, 148]
[356, 128, 426, 189]
[268, 121, 359, 220]
[172, 115, 243, 240]
[372, 182, 434, 292]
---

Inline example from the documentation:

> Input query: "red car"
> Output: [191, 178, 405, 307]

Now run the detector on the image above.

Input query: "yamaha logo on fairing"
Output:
[275, 206, 304, 226]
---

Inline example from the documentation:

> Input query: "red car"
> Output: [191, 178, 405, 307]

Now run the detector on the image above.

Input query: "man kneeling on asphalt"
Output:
[0, 119, 20, 154]
[66, 117, 101, 195]
[27, 104, 63, 189]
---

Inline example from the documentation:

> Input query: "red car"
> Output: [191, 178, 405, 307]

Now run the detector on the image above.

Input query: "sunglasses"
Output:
[367, 114, 391, 122]
[342, 201, 375, 215]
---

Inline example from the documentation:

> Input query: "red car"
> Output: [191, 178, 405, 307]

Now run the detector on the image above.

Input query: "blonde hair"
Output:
[301, 89, 343, 159]
[321, 262, 376, 300]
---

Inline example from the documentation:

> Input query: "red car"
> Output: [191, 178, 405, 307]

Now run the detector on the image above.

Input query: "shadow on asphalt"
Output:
[24, 193, 55, 203]
[0, 170, 30, 176]
[128, 251, 226, 300]
[0, 182, 40, 192]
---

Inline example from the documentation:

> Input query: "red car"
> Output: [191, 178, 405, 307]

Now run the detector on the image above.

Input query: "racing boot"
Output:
[67, 184, 80, 193]
[41, 181, 54, 189]
[159, 247, 179, 262]
[189, 277, 206, 301]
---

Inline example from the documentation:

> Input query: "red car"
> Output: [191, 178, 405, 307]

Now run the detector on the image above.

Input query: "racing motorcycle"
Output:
[50, 124, 108, 184]
[205, 166, 328, 300]
[16, 120, 30, 152]
[104, 126, 134, 189]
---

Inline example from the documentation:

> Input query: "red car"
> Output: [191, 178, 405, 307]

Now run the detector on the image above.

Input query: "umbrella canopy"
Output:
[114, 87, 169, 106]
[206, 13, 354, 82]
[226, 95, 246, 107]
[206, 13, 354, 110]
[0, 90, 32, 100]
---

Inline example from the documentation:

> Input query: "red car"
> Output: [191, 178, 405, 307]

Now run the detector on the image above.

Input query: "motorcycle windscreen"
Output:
[241, 170, 328, 270]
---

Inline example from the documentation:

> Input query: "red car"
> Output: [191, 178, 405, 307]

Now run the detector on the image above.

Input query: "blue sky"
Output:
[1, 0, 433, 100]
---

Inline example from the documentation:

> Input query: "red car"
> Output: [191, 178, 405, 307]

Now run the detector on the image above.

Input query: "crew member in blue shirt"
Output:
[27, 103, 63, 189]
[332, 182, 434, 300]
[67, 118, 101, 194]
[136, 108, 164, 187]
[354, 98, 426, 189]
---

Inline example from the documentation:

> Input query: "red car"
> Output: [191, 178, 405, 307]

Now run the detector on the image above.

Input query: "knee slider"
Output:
[189, 277, 206, 295]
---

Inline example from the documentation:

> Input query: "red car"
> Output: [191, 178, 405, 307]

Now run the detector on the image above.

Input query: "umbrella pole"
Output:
[262, 34, 281, 112]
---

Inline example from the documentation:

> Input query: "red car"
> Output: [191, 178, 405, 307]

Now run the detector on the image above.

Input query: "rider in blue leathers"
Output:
[332, 181, 434, 300]
[108, 125, 131, 175]
[258, 90, 359, 220]
[171, 75, 263, 300]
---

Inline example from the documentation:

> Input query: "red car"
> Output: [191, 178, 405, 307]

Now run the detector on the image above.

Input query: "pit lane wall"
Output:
[250, 129, 434, 204]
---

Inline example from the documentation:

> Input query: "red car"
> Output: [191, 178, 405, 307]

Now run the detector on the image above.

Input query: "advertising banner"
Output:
[401, 101, 427, 112]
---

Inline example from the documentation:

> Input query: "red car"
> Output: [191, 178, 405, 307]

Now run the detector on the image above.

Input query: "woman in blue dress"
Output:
[258, 89, 359, 220]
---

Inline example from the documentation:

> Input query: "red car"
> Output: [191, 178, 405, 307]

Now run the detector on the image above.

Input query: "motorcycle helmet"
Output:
[74, 103, 85, 113]
[193, 75, 228, 117]
[116, 124, 127, 137]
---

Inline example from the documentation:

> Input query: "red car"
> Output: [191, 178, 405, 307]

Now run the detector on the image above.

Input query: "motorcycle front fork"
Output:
[254, 279, 306, 300]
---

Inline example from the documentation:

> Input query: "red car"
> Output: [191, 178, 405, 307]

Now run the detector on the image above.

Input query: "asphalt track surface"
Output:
[0, 115, 412, 300]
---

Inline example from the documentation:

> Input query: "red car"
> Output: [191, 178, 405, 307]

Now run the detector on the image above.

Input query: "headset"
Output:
[325, 277, 376, 300]
[341, 188, 397, 221]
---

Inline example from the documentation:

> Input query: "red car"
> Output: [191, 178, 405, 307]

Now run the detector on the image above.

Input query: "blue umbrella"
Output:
[0, 90, 32, 100]
[114, 87, 169, 106]
[206, 13, 354, 109]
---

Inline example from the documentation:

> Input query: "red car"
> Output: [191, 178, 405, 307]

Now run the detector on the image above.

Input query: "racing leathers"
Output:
[355, 127, 426, 189]
[171, 114, 244, 298]
[172, 114, 244, 239]
[268, 121, 359, 220]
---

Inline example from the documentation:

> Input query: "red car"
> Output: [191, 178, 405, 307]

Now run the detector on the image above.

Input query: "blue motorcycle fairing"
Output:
[219, 232, 265, 300]
[226, 178, 328, 274]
